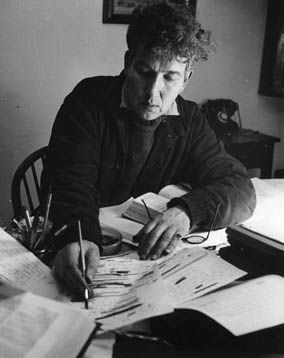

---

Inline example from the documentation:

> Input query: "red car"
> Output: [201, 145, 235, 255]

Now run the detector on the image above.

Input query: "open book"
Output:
[122, 184, 189, 225]
[178, 274, 284, 336]
[0, 281, 95, 358]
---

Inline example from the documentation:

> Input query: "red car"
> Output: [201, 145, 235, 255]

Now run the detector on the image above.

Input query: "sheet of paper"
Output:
[157, 247, 246, 304]
[177, 275, 284, 336]
[0, 228, 62, 300]
[242, 178, 284, 243]
[71, 257, 173, 331]
[0, 282, 94, 358]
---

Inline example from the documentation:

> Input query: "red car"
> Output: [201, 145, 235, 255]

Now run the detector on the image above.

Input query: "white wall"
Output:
[0, 0, 283, 223]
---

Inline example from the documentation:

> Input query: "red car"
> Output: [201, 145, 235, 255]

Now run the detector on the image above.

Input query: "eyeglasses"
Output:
[182, 202, 221, 244]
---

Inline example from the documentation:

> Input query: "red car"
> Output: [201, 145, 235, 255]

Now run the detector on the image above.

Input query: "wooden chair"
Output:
[11, 146, 48, 220]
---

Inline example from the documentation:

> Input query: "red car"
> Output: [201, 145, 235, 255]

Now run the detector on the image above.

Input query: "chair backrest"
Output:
[11, 146, 48, 220]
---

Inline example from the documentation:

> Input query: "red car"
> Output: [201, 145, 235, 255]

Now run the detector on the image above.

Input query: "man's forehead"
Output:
[134, 52, 190, 72]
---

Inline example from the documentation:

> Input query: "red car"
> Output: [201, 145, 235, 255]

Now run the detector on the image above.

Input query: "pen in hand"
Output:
[78, 220, 89, 310]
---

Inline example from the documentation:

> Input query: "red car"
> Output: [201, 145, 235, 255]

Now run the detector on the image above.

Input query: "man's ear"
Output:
[179, 69, 193, 93]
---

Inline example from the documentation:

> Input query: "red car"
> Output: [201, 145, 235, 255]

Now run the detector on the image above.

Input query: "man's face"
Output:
[123, 46, 191, 120]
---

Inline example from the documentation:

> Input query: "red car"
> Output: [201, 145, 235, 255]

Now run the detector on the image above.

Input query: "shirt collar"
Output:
[120, 83, 180, 116]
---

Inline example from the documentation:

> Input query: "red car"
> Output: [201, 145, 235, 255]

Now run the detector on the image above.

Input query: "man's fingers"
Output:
[138, 225, 164, 260]
[54, 241, 100, 299]
[65, 263, 88, 297]
[164, 234, 181, 254]
[85, 244, 100, 282]
[133, 219, 158, 243]
[149, 230, 177, 259]
[54, 249, 87, 297]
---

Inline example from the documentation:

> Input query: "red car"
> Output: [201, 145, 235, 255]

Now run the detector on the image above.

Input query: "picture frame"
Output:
[259, 0, 284, 97]
[103, 0, 197, 24]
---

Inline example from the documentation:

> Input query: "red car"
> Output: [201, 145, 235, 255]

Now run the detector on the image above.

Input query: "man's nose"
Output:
[146, 76, 163, 102]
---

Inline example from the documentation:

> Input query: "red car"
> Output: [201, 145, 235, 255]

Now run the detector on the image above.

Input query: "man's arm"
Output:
[136, 104, 256, 259]
[169, 104, 256, 229]
[42, 89, 102, 296]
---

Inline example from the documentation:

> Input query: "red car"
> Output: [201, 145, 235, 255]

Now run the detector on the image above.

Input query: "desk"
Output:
[109, 180, 284, 357]
[218, 129, 280, 178]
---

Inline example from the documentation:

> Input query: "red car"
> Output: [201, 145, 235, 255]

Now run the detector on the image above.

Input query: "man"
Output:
[42, 2, 256, 297]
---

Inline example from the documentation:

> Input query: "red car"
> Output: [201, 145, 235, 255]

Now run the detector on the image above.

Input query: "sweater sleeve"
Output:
[42, 91, 103, 252]
[168, 104, 256, 230]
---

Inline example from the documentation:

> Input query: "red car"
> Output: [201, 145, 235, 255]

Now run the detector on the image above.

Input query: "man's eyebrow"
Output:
[164, 70, 183, 77]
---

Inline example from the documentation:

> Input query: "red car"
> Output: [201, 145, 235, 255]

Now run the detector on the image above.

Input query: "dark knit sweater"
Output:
[42, 73, 256, 251]
[125, 117, 161, 189]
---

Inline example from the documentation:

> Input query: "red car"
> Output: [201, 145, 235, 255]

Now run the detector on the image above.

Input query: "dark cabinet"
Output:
[218, 129, 280, 178]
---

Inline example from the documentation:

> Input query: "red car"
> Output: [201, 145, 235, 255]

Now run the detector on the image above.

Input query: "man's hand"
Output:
[54, 240, 100, 298]
[134, 206, 191, 260]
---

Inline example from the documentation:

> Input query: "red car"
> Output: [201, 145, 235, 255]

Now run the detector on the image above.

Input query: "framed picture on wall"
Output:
[259, 0, 284, 97]
[103, 0, 197, 24]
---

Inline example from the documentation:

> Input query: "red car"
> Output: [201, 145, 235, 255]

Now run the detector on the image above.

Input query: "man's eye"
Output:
[164, 75, 178, 82]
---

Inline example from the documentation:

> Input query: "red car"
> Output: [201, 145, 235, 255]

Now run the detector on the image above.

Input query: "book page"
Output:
[0, 282, 94, 358]
[122, 192, 169, 225]
[157, 247, 246, 304]
[178, 275, 284, 336]
[0, 228, 62, 300]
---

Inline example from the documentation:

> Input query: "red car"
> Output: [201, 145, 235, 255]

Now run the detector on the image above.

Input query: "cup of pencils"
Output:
[12, 208, 53, 262]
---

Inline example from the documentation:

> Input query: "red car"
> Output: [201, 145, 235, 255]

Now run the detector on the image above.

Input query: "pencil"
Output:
[23, 206, 32, 231]
[29, 213, 39, 249]
[78, 220, 89, 310]
[141, 199, 152, 220]
[54, 224, 68, 237]
[33, 191, 53, 250]
[43, 191, 53, 232]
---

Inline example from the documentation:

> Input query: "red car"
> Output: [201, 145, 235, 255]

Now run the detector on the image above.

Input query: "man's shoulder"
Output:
[177, 95, 199, 113]
[176, 96, 201, 124]
[69, 74, 123, 105]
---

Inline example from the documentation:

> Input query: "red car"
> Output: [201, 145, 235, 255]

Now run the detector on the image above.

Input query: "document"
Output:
[157, 247, 246, 304]
[0, 282, 94, 358]
[0, 228, 62, 300]
[177, 275, 284, 336]
[71, 257, 173, 331]
[71, 247, 245, 331]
